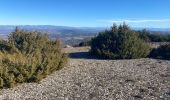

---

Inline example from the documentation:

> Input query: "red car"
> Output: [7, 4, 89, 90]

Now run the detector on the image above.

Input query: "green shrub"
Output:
[0, 28, 68, 88]
[90, 24, 151, 59]
[150, 44, 170, 59]
[138, 29, 170, 42]
[78, 40, 91, 47]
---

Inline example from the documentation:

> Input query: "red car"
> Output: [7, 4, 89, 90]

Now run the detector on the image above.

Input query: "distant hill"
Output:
[0, 25, 106, 39]
[0, 25, 170, 45]
[134, 27, 170, 33]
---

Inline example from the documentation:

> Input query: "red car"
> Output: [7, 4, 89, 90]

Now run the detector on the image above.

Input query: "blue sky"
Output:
[0, 0, 170, 28]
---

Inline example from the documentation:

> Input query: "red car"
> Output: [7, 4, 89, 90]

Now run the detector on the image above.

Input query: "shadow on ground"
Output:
[69, 52, 99, 59]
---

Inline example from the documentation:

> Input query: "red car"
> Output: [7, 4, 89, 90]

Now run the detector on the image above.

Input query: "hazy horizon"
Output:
[1, 25, 170, 29]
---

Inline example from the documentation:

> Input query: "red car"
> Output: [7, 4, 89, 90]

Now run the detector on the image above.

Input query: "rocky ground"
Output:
[0, 47, 169, 100]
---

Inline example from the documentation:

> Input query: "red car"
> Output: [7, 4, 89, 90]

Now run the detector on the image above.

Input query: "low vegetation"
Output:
[78, 40, 91, 47]
[138, 29, 170, 42]
[150, 44, 170, 59]
[0, 24, 169, 89]
[0, 28, 67, 88]
[90, 24, 151, 59]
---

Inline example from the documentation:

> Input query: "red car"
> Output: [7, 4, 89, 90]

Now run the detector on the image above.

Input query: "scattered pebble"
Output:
[0, 47, 169, 100]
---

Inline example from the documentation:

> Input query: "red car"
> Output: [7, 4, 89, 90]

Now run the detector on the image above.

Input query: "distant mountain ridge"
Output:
[0, 25, 170, 39]
[0, 25, 106, 39]
[0, 25, 106, 34]
[133, 27, 170, 32]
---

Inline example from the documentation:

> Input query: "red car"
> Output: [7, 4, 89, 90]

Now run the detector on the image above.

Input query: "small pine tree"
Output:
[150, 44, 170, 59]
[15, 26, 20, 33]
[91, 24, 151, 59]
[0, 29, 68, 88]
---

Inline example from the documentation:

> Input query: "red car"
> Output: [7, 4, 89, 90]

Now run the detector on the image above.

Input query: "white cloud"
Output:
[100, 19, 170, 23]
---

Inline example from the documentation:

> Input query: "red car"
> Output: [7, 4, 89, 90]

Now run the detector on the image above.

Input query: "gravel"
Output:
[0, 47, 169, 100]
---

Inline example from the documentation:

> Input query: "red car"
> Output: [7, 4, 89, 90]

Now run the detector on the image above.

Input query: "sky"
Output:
[0, 0, 170, 28]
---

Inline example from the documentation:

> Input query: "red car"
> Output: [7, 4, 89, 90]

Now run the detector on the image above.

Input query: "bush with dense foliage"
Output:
[150, 44, 170, 59]
[138, 29, 170, 42]
[90, 24, 151, 59]
[78, 40, 91, 47]
[0, 28, 67, 88]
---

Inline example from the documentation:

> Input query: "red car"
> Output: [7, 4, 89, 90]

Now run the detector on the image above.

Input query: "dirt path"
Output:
[0, 47, 169, 100]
